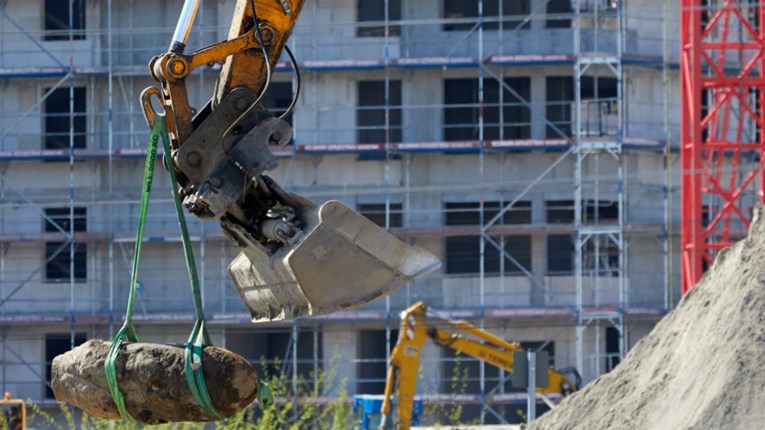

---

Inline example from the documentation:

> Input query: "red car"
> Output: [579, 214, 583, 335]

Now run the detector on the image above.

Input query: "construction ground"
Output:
[0, 0, 763, 428]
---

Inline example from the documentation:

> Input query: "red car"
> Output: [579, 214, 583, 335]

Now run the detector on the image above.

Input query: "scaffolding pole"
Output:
[108, 0, 115, 338]
[68, 0, 77, 350]
[573, 0, 626, 381]
[478, 0, 487, 424]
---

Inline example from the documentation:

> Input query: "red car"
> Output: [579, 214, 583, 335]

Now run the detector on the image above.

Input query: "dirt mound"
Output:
[527, 209, 765, 430]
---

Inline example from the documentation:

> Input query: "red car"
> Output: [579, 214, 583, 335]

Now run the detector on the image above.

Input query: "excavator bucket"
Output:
[228, 200, 440, 322]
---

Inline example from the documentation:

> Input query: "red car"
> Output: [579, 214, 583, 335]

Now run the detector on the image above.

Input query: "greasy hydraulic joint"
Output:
[144, 0, 302, 242]
[141, 0, 440, 321]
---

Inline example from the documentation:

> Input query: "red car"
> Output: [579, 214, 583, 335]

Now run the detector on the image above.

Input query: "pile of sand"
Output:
[527, 209, 765, 430]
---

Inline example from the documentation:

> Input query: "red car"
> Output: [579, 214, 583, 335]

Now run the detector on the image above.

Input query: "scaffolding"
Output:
[0, 0, 679, 425]
[572, 0, 625, 382]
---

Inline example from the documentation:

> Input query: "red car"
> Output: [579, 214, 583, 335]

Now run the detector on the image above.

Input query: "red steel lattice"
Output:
[681, 0, 765, 293]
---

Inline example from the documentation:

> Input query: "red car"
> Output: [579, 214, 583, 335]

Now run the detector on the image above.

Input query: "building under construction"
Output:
[0, 0, 691, 424]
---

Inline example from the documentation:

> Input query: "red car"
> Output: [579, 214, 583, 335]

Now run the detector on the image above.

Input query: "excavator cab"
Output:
[555, 367, 582, 395]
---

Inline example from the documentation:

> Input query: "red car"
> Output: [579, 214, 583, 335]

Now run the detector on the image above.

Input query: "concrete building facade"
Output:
[0, 0, 684, 424]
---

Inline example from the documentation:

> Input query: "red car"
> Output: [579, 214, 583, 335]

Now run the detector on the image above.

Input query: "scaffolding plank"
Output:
[0, 138, 664, 162]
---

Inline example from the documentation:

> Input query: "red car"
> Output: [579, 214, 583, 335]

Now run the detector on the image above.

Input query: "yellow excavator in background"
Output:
[141, 0, 439, 322]
[379, 302, 580, 430]
[0, 393, 25, 430]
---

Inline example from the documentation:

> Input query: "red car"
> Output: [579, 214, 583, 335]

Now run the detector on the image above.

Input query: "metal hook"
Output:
[140, 86, 165, 129]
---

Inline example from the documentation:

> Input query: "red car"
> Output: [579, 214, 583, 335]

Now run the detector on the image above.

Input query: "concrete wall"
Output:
[0, 0, 680, 150]
[0, 0, 676, 68]
[0, 0, 680, 403]
[0, 318, 637, 400]
[0, 69, 676, 151]
[0, 146, 682, 315]
[290, 0, 639, 60]
[0, 0, 98, 69]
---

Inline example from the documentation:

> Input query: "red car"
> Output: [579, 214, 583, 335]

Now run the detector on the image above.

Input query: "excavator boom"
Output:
[379, 302, 579, 430]
[141, 0, 439, 321]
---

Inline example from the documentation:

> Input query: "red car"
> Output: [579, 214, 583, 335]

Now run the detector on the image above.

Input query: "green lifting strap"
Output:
[105, 115, 272, 422]
[103, 115, 162, 423]
[158, 120, 226, 421]
[257, 379, 274, 408]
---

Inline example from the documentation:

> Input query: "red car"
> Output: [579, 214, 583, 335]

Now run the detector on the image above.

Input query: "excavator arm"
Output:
[379, 302, 579, 430]
[140, 1, 439, 322]
[146, 0, 301, 150]
[426, 313, 578, 397]
[380, 302, 430, 429]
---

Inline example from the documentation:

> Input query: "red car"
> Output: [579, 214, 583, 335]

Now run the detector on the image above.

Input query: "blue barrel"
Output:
[353, 394, 422, 430]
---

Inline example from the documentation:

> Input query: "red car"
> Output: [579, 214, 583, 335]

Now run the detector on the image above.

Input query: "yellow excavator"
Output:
[0, 393, 25, 430]
[141, 0, 439, 322]
[379, 302, 580, 429]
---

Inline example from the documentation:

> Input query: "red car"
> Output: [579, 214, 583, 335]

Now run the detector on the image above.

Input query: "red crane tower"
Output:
[681, 0, 765, 293]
